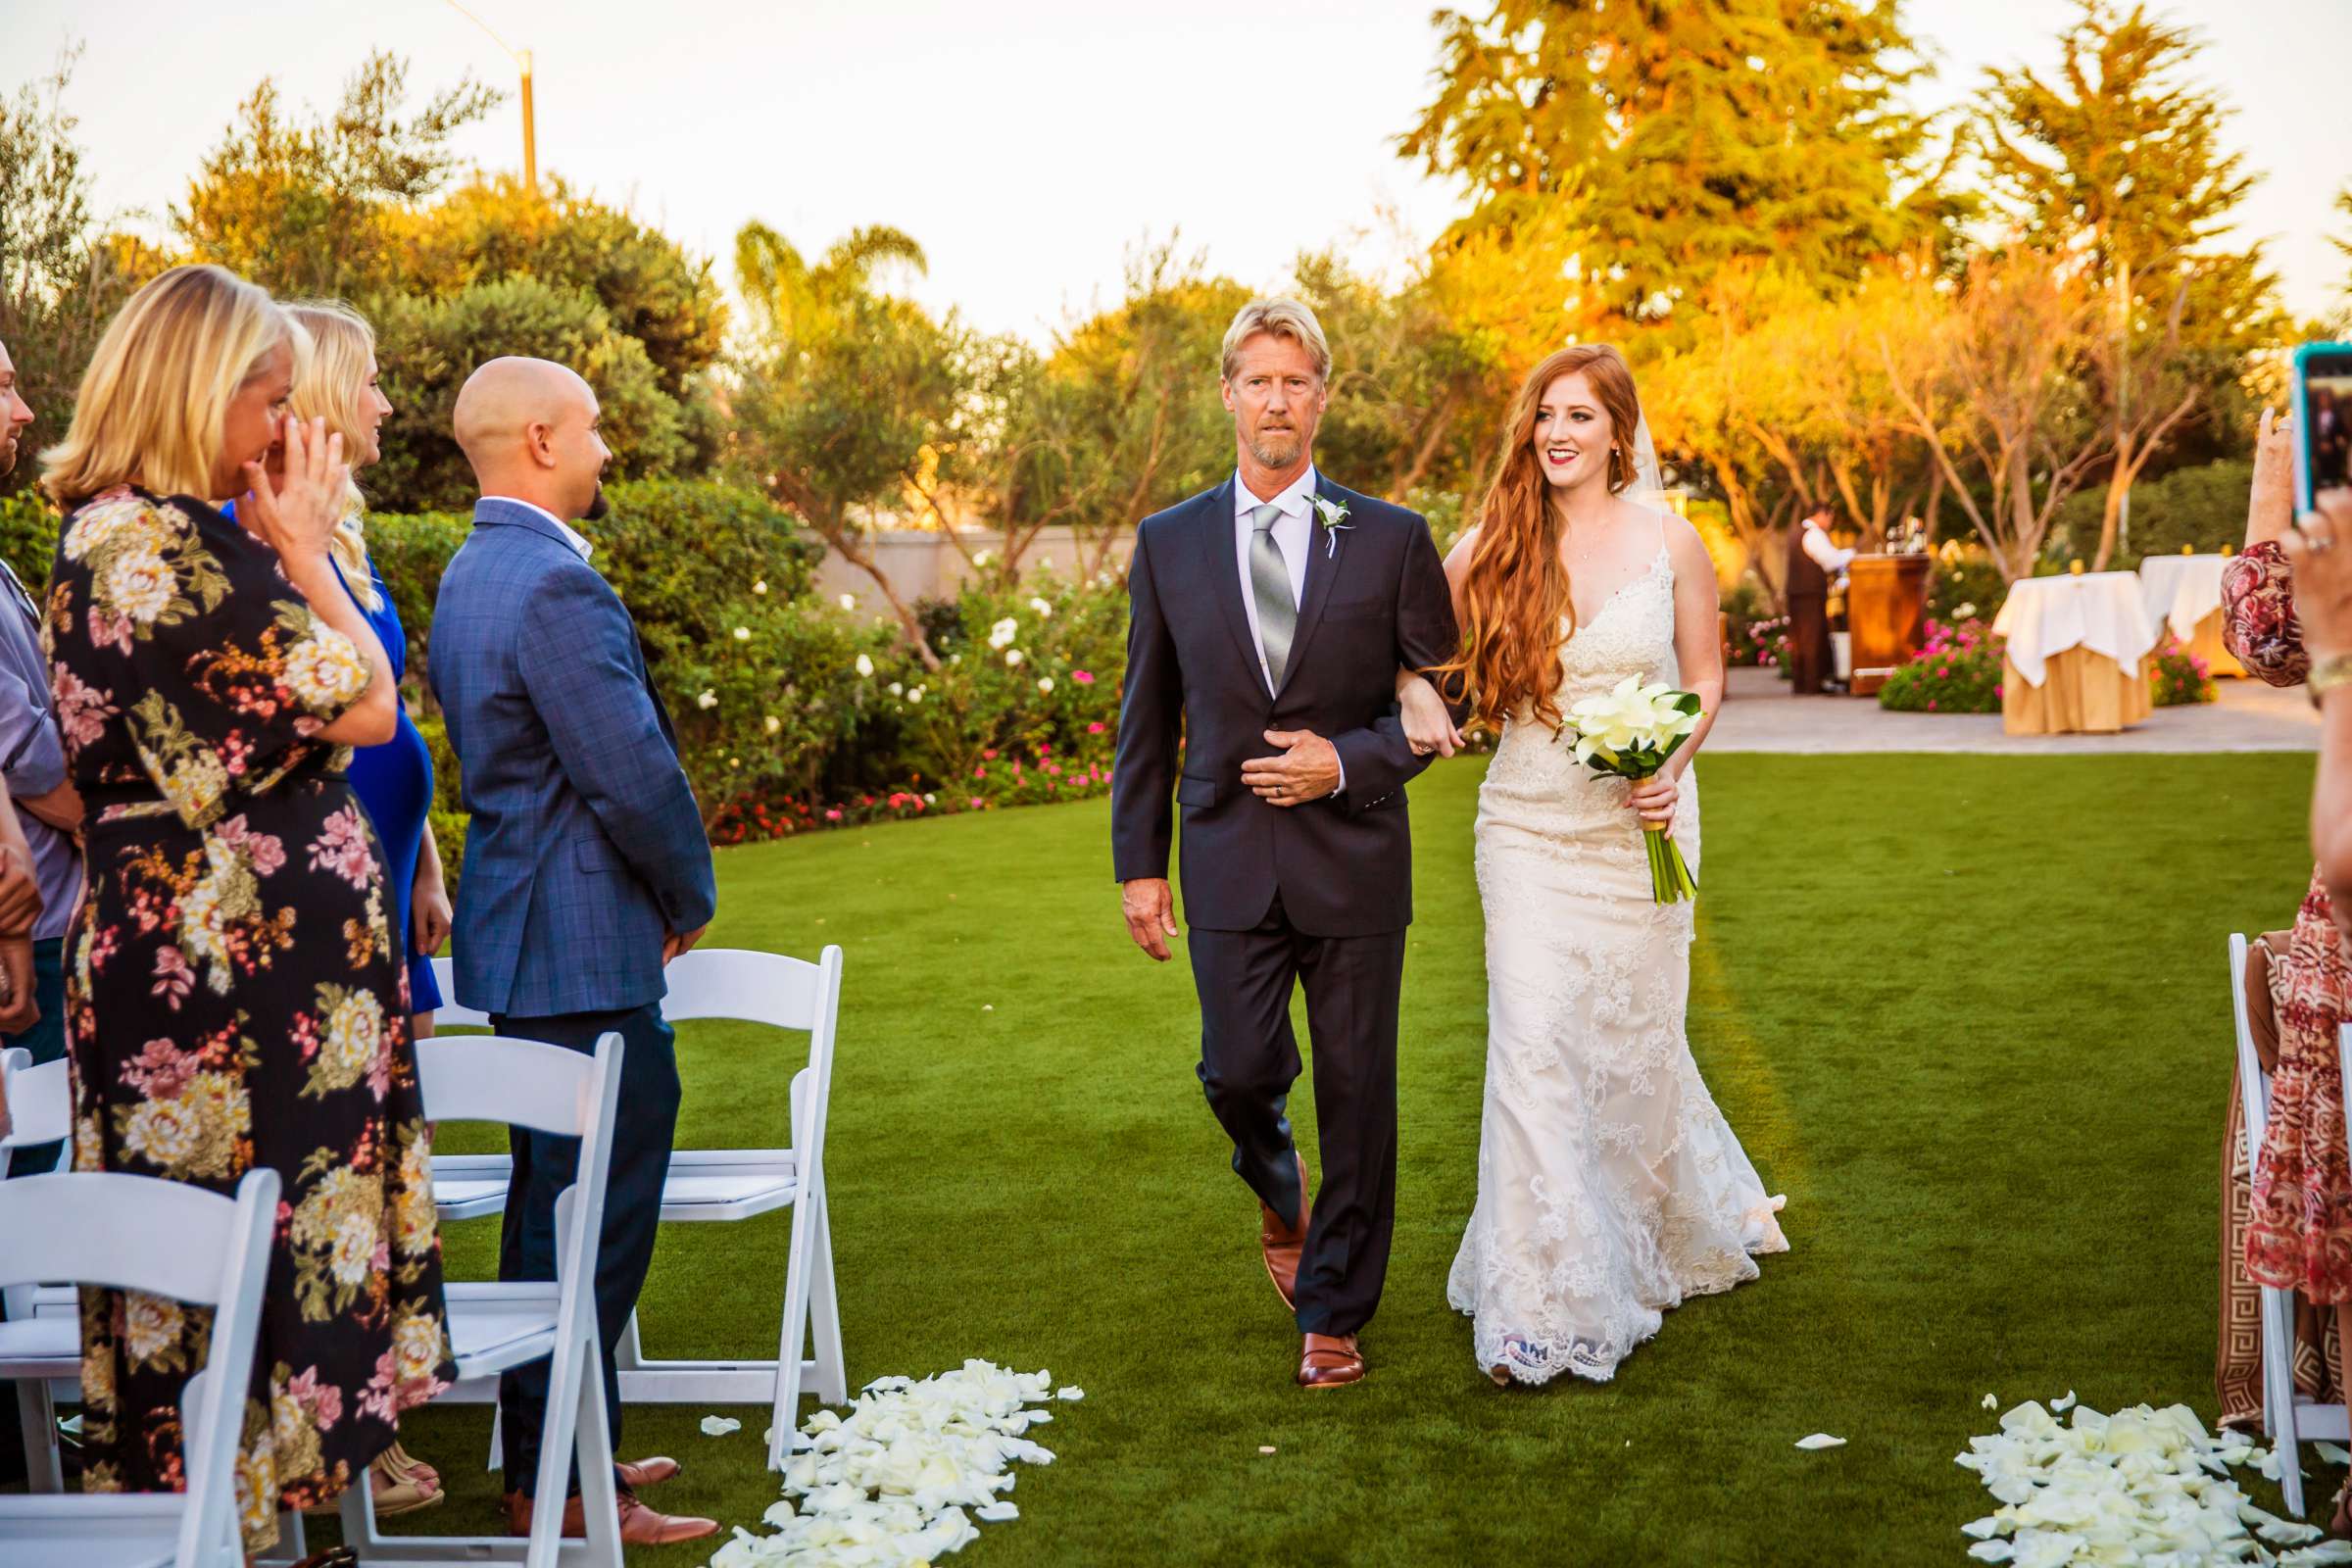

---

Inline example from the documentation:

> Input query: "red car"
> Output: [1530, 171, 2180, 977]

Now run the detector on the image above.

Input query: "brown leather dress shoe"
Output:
[504, 1487, 719, 1545]
[1259, 1152, 1311, 1311]
[1298, 1332, 1364, 1389]
[615, 1455, 681, 1489]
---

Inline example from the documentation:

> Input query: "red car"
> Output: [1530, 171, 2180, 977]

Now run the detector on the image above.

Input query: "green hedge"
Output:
[0, 480, 1030, 869]
[2047, 460, 2254, 569]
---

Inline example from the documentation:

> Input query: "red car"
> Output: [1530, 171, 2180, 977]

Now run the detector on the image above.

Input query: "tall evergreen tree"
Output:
[1980, 0, 2278, 566]
[1399, 0, 1952, 338]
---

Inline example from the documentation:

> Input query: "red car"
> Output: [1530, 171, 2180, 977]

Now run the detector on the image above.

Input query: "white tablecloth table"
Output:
[2136, 554, 2245, 676]
[1991, 573, 2160, 735]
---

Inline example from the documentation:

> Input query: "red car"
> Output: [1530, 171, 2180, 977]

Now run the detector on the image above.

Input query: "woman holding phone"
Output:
[2234, 408, 2352, 1536]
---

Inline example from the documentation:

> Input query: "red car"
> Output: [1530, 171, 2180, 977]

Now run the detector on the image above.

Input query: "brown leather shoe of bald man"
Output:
[1298, 1333, 1364, 1389]
[503, 1487, 718, 1545]
[615, 1456, 680, 1489]
[1260, 1152, 1311, 1311]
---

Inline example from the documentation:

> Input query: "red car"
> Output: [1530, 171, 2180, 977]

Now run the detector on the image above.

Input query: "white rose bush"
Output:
[1558, 674, 1703, 903]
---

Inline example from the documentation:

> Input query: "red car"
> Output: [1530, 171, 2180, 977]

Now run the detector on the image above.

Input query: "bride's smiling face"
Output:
[1530, 370, 1613, 493]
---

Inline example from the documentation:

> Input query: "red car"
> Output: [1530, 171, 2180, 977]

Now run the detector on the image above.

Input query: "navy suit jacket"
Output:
[1110, 474, 1459, 937]
[429, 498, 717, 1017]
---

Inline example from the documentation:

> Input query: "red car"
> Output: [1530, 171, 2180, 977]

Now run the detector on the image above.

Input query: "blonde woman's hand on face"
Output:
[240, 415, 348, 566]
[1396, 673, 1463, 759]
[2248, 406, 2295, 549]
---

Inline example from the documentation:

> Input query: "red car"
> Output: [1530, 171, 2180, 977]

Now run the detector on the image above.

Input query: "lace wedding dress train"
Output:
[1446, 533, 1788, 1386]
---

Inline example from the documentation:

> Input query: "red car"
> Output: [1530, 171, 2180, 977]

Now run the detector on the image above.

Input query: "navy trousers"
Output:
[490, 1001, 681, 1496]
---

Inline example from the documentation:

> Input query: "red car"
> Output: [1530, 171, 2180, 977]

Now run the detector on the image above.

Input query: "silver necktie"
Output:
[1249, 503, 1297, 691]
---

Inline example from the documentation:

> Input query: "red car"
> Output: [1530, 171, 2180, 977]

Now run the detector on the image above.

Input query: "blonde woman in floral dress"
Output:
[38, 264, 454, 1553]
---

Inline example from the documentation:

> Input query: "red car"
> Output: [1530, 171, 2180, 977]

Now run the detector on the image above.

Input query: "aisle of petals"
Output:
[1958, 1396, 2352, 1566]
[709, 1360, 1080, 1566]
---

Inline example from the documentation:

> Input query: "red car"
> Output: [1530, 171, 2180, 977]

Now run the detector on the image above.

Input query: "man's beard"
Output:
[583, 482, 610, 522]
[1247, 426, 1302, 469]
[0, 435, 16, 479]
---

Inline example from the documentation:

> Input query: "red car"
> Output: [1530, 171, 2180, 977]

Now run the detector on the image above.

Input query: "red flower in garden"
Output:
[1087, 722, 1105, 734]
[1072, 670, 1096, 685]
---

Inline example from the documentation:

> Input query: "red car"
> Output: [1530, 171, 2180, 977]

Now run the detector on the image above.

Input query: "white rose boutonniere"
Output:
[1310, 494, 1353, 559]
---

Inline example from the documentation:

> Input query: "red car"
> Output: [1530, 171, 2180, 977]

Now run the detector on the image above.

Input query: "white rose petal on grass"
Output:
[2048, 1391, 2076, 1413]
[1957, 1396, 2339, 1568]
[1982, 1393, 1999, 1409]
[700, 1415, 742, 1437]
[1793, 1434, 1845, 1450]
[1056, 1387, 1085, 1402]
[975, 1501, 1019, 1523]
[2319, 1441, 2352, 1465]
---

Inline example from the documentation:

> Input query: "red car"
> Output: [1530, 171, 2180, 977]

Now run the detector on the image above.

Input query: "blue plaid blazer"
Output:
[428, 498, 717, 1017]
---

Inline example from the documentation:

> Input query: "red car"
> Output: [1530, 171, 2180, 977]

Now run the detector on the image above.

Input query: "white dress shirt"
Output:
[1800, 518, 1856, 575]
[1233, 466, 1344, 793]
[490, 494, 595, 561]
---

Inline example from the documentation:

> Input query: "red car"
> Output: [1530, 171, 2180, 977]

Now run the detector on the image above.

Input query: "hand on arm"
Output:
[1395, 664, 1464, 758]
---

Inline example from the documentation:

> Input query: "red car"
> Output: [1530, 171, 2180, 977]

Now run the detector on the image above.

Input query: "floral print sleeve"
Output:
[2223, 540, 2308, 688]
[45, 487, 371, 829]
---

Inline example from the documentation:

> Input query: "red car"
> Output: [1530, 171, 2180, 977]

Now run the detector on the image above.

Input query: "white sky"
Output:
[10, 0, 2349, 339]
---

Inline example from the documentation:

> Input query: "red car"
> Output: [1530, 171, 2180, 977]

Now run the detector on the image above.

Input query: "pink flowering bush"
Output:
[1878, 617, 2003, 714]
[2150, 638, 2217, 707]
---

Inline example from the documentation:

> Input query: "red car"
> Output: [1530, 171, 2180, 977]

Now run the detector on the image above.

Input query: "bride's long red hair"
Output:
[1435, 344, 1644, 735]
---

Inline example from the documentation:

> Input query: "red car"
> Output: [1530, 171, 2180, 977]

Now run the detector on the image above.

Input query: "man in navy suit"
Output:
[431, 357, 718, 1545]
[1111, 300, 1460, 1390]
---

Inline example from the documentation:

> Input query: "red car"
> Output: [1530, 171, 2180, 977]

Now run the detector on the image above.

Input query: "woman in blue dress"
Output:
[281, 300, 453, 1511]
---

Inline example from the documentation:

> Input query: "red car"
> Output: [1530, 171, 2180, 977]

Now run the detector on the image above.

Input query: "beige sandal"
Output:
[377, 1440, 441, 1494]
[306, 1451, 443, 1518]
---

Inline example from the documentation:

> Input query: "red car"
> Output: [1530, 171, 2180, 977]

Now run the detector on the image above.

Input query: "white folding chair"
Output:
[337, 1032, 626, 1568]
[426, 947, 848, 1471]
[0, 1049, 80, 1494]
[2234, 932, 2349, 1517]
[0, 1166, 278, 1568]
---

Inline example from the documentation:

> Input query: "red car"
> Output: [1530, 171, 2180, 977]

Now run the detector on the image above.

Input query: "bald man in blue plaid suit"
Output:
[430, 358, 719, 1546]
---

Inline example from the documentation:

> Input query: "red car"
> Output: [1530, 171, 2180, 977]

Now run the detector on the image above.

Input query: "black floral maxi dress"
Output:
[45, 486, 455, 1548]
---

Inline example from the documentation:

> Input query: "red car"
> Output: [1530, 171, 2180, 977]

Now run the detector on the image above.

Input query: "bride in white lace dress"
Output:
[1399, 344, 1787, 1386]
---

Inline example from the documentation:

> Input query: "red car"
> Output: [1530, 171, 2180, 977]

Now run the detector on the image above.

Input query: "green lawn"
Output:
[379, 752, 2317, 1565]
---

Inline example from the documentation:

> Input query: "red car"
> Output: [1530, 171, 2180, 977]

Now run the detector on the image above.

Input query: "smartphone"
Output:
[2293, 341, 2352, 512]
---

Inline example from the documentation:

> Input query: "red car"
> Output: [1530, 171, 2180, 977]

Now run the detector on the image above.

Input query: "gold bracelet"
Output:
[2310, 652, 2352, 708]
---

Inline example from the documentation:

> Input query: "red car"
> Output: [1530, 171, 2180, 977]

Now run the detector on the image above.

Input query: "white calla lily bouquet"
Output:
[1561, 675, 1703, 904]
